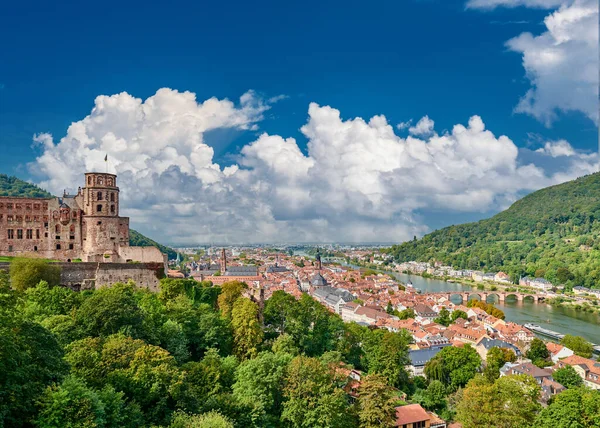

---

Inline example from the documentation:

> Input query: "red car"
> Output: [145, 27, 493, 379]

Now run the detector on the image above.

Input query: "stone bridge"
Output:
[427, 291, 546, 304]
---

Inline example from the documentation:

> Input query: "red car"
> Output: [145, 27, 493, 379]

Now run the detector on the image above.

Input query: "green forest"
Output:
[1, 259, 598, 427]
[388, 173, 600, 289]
[0, 174, 177, 260]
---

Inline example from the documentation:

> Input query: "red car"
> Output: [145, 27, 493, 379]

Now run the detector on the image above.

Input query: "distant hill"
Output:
[0, 174, 177, 260]
[129, 229, 177, 260]
[388, 173, 600, 289]
[0, 174, 53, 198]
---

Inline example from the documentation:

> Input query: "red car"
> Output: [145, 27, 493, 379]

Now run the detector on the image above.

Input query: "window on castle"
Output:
[55, 225, 60, 233]
[8, 245, 12, 252]
[97, 191, 103, 200]
[56, 236, 61, 240]
[88, 176, 92, 185]
[98, 177, 104, 185]
[34, 246, 37, 252]
[110, 193, 115, 202]
[17, 229, 23, 239]
[36, 229, 40, 239]
[15, 204, 22, 209]
[34, 203, 40, 210]
[26, 229, 32, 239]
[56, 244, 61, 250]
[6, 203, 13, 209]
[97, 204, 102, 213]
[7, 215, 13, 222]
[7, 229, 14, 239]
[69, 244, 74, 250]
[26, 204, 32, 210]
[110, 205, 115, 214]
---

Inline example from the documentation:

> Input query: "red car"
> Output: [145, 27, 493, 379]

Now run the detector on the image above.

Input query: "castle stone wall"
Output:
[0, 261, 165, 292]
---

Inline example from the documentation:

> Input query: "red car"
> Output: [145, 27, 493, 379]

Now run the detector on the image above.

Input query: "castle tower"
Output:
[79, 172, 129, 261]
[82, 173, 120, 217]
[220, 248, 227, 273]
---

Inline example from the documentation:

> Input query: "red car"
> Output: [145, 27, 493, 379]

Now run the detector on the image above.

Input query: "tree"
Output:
[65, 333, 183, 425]
[231, 298, 263, 360]
[556, 267, 574, 283]
[166, 297, 232, 359]
[533, 387, 600, 428]
[357, 374, 397, 428]
[282, 356, 352, 428]
[395, 308, 415, 320]
[363, 329, 411, 389]
[434, 307, 451, 327]
[23, 280, 82, 321]
[451, 310, 468, 322]
[456, 374, 541, 428]
[170, 410, 234, 428]
[560, 335, 594, 358]
[9, 258, 61, 292]
[0, 313, 68, 427]
[424, 345, 481, 390]
[232, 351, 292, 426]
[526, 338, 551, 367]
[552, 365, 583, 389]
[484, 347, 516, 382]
[75, 282, 145, 338]
[36, 376, 106, 428]
[422, 380, 447, 411]
[263, 290, 297, 335]
[271, 333, 300, 356]
[217, 281, 247, 319]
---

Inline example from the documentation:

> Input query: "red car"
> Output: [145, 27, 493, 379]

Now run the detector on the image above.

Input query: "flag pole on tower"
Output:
[104, 154, 108, 173]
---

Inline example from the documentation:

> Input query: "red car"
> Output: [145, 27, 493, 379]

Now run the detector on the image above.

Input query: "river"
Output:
[389, 272, 600, 344]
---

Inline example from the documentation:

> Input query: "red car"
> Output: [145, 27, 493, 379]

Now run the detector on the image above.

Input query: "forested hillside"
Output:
[0, 174, 176, 259]
[129, 229, 177, 260]
[389, 173, 600, 289]
[0, 174, 53, 198]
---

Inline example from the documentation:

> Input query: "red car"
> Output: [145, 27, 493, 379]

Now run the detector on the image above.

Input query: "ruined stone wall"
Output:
[0, 261, 165, 292]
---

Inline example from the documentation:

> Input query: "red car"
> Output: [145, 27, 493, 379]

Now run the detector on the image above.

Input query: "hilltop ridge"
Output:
[388, 173, 600, 289]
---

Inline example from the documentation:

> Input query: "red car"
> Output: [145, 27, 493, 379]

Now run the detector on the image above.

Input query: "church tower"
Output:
[220, 248, 227, 273]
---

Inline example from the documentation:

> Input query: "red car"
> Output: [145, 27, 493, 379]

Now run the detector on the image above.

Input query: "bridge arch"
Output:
[486, 293, 500, 303]
[466, 293, 482, 301]
[448, 293, 464, 304]
[522, 294, 536, 303]
[504, 293, 519, 302]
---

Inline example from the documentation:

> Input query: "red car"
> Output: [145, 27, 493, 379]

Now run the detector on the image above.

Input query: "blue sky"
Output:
[0, 0, 598, 244]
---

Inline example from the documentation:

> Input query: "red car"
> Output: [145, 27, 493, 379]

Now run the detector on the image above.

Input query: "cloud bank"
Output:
[469, 0, 599, 125]
[31, 89, 596, 245]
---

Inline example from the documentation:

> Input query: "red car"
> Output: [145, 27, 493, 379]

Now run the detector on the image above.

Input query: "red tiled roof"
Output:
[395, 404, 430, 426]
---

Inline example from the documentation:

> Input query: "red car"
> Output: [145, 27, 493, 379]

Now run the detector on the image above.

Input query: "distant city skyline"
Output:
[0, 0, 597, 245]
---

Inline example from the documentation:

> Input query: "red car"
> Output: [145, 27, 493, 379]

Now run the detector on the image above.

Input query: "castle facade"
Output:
[0, 172, 163, 264]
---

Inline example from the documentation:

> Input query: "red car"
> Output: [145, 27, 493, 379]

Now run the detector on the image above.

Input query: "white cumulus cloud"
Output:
[469, 0, 599, 125]
[408, 116, 435, 137]
[29, 89, 594, 245]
